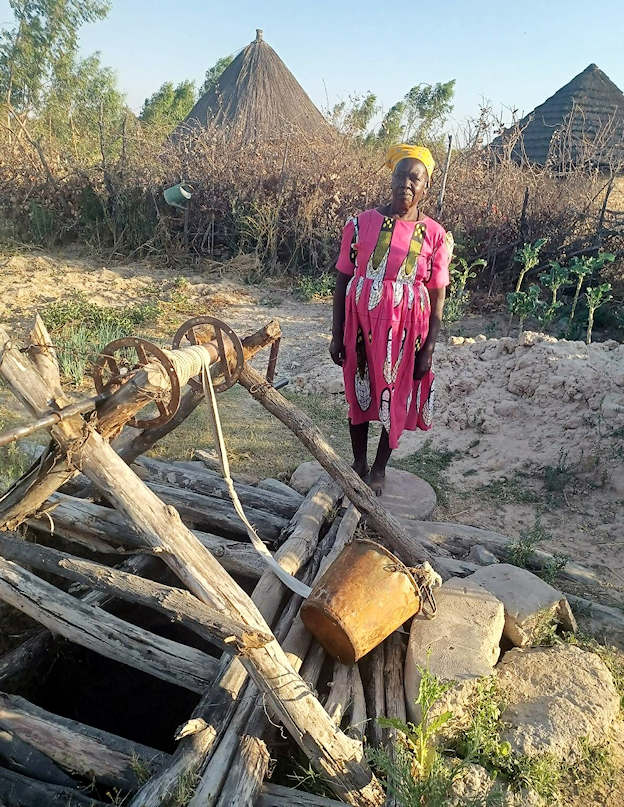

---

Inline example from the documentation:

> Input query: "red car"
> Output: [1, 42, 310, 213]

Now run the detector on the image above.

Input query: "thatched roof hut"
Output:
[492, 64, 624, 169]
[178, 30, 329, 141]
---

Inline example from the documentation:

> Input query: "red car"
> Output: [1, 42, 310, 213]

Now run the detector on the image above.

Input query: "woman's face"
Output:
[391, 158, 429, 213]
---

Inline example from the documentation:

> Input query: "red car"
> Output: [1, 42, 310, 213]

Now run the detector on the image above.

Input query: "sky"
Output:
[1, 0, 623, 132]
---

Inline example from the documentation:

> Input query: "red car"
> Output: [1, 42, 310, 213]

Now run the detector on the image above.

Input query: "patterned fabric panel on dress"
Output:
[336, 209, 452, 449]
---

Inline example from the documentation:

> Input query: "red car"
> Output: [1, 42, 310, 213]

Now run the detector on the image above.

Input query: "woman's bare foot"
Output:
[367, 466, 386, 496]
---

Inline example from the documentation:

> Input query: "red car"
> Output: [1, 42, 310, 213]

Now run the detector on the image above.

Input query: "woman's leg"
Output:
[349, 420, 369, 478]
[369, 428, 392, 495]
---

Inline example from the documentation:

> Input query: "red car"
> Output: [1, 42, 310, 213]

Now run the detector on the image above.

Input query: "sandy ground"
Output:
[0, 248, 623, 609]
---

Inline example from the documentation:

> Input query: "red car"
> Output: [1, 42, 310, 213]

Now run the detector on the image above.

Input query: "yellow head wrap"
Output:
[385, 144, 435, 180]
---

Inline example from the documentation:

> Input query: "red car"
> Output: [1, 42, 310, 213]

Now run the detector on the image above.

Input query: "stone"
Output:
[496, 645, 620, 761]
[376, 468, 437, 523]
[468, 564, 575, 647]
[405, 577, 504, 724]
[289, 461, 329, 494]
[449, 335, 465, 345]
[468, 544, 499, 565]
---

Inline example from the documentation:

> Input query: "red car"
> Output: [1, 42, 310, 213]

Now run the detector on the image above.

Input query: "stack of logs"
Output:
[0, 313, 615, 806]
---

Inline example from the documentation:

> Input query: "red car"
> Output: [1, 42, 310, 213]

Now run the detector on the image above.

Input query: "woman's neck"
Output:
[382, 202, 423, 221]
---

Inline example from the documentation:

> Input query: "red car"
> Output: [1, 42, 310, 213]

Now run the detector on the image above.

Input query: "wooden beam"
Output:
[0, 535, 272, 654]
[0, 726, 76, 787]
[237, 364, 432, 566]
[0, 765, 108, 806]
[0, 691, 168, 789]
[259, 784, 349, 806]
[0, 558, 217, 692]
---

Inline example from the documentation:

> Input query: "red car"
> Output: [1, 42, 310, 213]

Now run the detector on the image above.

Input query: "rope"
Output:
[198, 354, 312, 598]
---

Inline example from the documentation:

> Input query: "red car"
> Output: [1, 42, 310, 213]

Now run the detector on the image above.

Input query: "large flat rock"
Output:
[468, 564, 577, 647]
[496, 645, 620, 761]
[289, 463, 436, 520]
[405, 577, 504, 724]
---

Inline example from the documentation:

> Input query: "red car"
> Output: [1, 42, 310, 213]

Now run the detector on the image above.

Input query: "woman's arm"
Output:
[414, 286, 445, 379]
[329, 272, 349, 365]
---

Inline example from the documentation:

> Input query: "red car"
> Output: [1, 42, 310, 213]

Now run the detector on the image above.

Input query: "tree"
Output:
[140, 80, 196, 129]
[0, 0, 110, 113]
[376, 80, 455, 145]
[201, 54, 234, 95]
[402, 80, 455, 141]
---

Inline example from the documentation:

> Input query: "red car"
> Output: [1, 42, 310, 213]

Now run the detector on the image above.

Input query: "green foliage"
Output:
[41, 293, 159, 384]
[538, 261, 569, 327]
[506, 284, 544, 332]
[567, 252, 614, 327]
[443, 256, 487, 323]
[295, 272, 335, 301]
[200, 53, 234, 95]
[513, 238, 548, 292]
[140, 80, 196, 130]
[0, 0, 110, 113]
[585, 282, 612, 344]
[377, 100, 406, 145]
[506, 518, 550, 569]
[370, 667, 459, 806]
[377, 80, 455, 144]
[330, 92, 379, 138]
[0, 419, 30, 488]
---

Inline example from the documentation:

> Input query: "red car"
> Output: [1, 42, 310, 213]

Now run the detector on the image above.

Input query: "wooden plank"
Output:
[0, 692, 168, 789]
[0, 558, 217, 693]
[0, 727, 76, 787]
[259, 783, 349, 806]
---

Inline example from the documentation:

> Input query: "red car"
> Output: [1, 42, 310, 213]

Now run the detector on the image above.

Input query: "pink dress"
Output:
[337, 209, 453, 449]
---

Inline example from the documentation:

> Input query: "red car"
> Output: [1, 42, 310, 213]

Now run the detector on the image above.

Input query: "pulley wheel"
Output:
[172, 316, 244, 392]
[93, 337, 181, 430]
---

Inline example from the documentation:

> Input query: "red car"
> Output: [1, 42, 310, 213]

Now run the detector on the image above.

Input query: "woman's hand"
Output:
[414, 347, 433, 380]
[329, 334, 346, 366]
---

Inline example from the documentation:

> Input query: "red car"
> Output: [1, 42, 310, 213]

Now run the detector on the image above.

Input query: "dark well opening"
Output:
[30, 639, 201, 753]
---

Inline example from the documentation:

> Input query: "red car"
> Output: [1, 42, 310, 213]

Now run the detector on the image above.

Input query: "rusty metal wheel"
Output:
[172, 316, 244, 392]
[93, 337, 181, 429]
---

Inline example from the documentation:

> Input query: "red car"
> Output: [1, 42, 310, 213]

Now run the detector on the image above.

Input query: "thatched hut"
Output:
[492, 64, 624, 170]
[178, 29, 329, 141]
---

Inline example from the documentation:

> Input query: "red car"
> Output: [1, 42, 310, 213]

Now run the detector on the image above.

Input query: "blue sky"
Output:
[2, 0, 623, 131]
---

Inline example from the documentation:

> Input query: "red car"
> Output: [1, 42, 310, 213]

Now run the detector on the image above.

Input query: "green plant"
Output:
[370, 667, 460, 806]
[585, 282, 612, 344]
[444, 256, 487, 323]
[453, 679, 511, 770]
[513, 238, 548, 293]
[296, 272, 336, 301]
[506, 284, 544, 333]
[540, 553, 569, 585]
[567, 252, 615, 328]
[538, 261, 569, 327]
[478, 474, 539, 505]
[506, 518, 550, 568]
[0, 423, 31, 488]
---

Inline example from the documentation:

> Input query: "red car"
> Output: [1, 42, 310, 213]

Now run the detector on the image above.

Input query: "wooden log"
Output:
[259, 783, 349, 806]
[0, 766, 108, 806]
[238, 364, 431, 566]
[566, 594, 624, 647]
[0, 558, 217, 693]
[146, 481, 288, 541]
[27, 493, 267, 580]
[136, 456, 300, 519]
[360, 645, 385, 749]
[129, 483, 343, 807]
[411, 521, 602, 586]
[325, 662, 353, 726]
[27, 314, 64, 399]
[349, 666, 367, 741]
[300, 642, 327, 691]
[0, 535, 272, 654]
[0, 320, 281, 529]
[0, 691, 168, 789]
[383, 632, 406, 745]
[112, 319, 282, 465]
[0, 333, 384, 807]
[0, 727, 77, 787]
[213, 714, 270, 807]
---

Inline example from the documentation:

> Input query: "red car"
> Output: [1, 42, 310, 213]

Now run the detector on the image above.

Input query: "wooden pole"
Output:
[436, 134, 453, 218]
[0, 558, 218, 692]
[0, 766, 108, 806]
[238, 364, 432, 566]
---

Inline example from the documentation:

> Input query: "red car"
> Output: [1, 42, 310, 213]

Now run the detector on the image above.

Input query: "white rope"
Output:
[199, 356, 312, 598]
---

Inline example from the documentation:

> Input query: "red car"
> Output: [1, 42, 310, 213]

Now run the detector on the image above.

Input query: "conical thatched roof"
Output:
[492, 64, 624, 169]
[178, 30, 329, 141]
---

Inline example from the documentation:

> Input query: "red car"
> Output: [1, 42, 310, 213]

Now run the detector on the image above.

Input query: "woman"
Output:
[330, 144, 453, 495]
